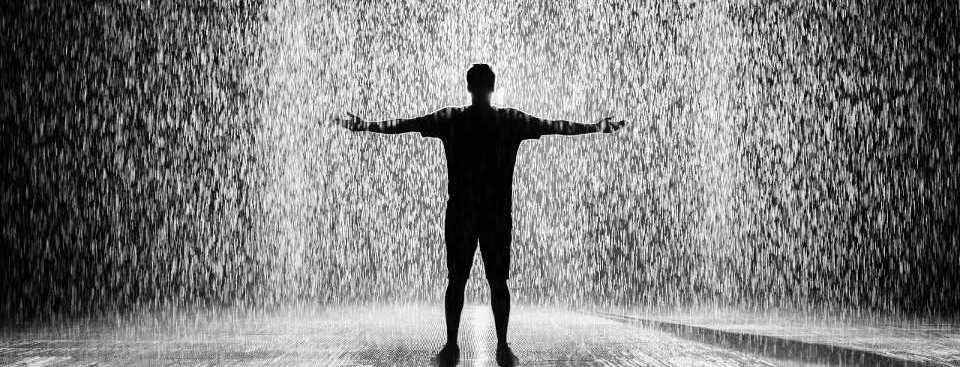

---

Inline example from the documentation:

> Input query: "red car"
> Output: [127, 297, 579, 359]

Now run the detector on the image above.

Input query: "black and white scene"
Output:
[1, 0, 959, 366]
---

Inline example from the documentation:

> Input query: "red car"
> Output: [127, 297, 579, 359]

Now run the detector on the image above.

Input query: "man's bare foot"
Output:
[496, 343, 518, 366]
[435, 343, 459, 366]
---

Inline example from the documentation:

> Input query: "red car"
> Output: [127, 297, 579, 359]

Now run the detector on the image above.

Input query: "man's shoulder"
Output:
[494, 107, 527, 121]
[432, 106, 468, 119]
[495, 106, 520, 114]
[433, 106, 460, 115]
[443, 106, 467, 112]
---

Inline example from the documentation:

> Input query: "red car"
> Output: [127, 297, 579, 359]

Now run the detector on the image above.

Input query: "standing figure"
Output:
[335, 64, 626, 366]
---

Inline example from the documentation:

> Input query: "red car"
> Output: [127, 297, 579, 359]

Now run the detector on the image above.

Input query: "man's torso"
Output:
[435, 106, 526, 215]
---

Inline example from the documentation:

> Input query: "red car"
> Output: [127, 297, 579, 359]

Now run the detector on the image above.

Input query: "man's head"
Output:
[466, 64, 495, 99]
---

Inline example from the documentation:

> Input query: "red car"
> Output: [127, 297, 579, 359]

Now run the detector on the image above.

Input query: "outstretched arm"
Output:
[539, 117, 626, 135]
[513, 109, 627, 138]
[333, 109, 449, 136]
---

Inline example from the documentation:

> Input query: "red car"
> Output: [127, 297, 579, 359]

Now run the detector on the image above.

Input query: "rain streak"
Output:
[2, 0, 958, 321]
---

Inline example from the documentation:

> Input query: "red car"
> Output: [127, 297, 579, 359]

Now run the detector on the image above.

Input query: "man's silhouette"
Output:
[334, 64, 626, 366]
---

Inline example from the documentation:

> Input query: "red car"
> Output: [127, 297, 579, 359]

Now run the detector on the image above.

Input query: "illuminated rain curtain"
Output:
[2, 2, 271, 316]
[1, 0, 957, 320]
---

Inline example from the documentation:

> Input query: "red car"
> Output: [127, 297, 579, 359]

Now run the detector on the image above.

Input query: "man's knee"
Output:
[448, 277, 469, 290]
[487, 278, 509, 295]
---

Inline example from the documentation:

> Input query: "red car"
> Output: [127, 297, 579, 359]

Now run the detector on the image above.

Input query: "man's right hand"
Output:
[333, 112, 367, 131]
[596, 116, 627, 133]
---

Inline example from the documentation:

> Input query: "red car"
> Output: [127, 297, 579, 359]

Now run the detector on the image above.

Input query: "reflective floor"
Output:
[604, 308, 960, 366]
[1, 304, 953, 366]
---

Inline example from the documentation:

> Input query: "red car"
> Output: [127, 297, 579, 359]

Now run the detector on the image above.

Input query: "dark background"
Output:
[1, 0, 958, 321]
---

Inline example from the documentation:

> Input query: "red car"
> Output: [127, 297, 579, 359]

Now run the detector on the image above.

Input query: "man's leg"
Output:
[442, 206, 476, 349]
[487, 277, 510, 347]
[480, 213, 513, 349]
[445, 277, 468, 346]
[480, 212, 517, 366]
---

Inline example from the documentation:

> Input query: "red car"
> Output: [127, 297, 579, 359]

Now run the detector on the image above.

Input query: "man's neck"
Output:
[471, 96, 491, 108]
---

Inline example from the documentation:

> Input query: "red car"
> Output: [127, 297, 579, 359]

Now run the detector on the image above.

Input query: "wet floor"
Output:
[0, 305, 823, 367]
[607, 308, 960, 366]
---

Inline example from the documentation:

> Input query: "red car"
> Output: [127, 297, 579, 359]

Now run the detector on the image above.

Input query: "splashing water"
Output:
[2, 0, 958, 321]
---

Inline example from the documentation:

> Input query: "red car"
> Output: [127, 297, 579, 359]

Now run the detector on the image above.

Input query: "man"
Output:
[334, 64, 626, 366]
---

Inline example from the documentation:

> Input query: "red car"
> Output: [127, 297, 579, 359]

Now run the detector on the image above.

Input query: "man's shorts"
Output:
[444, 206, 512, 281]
